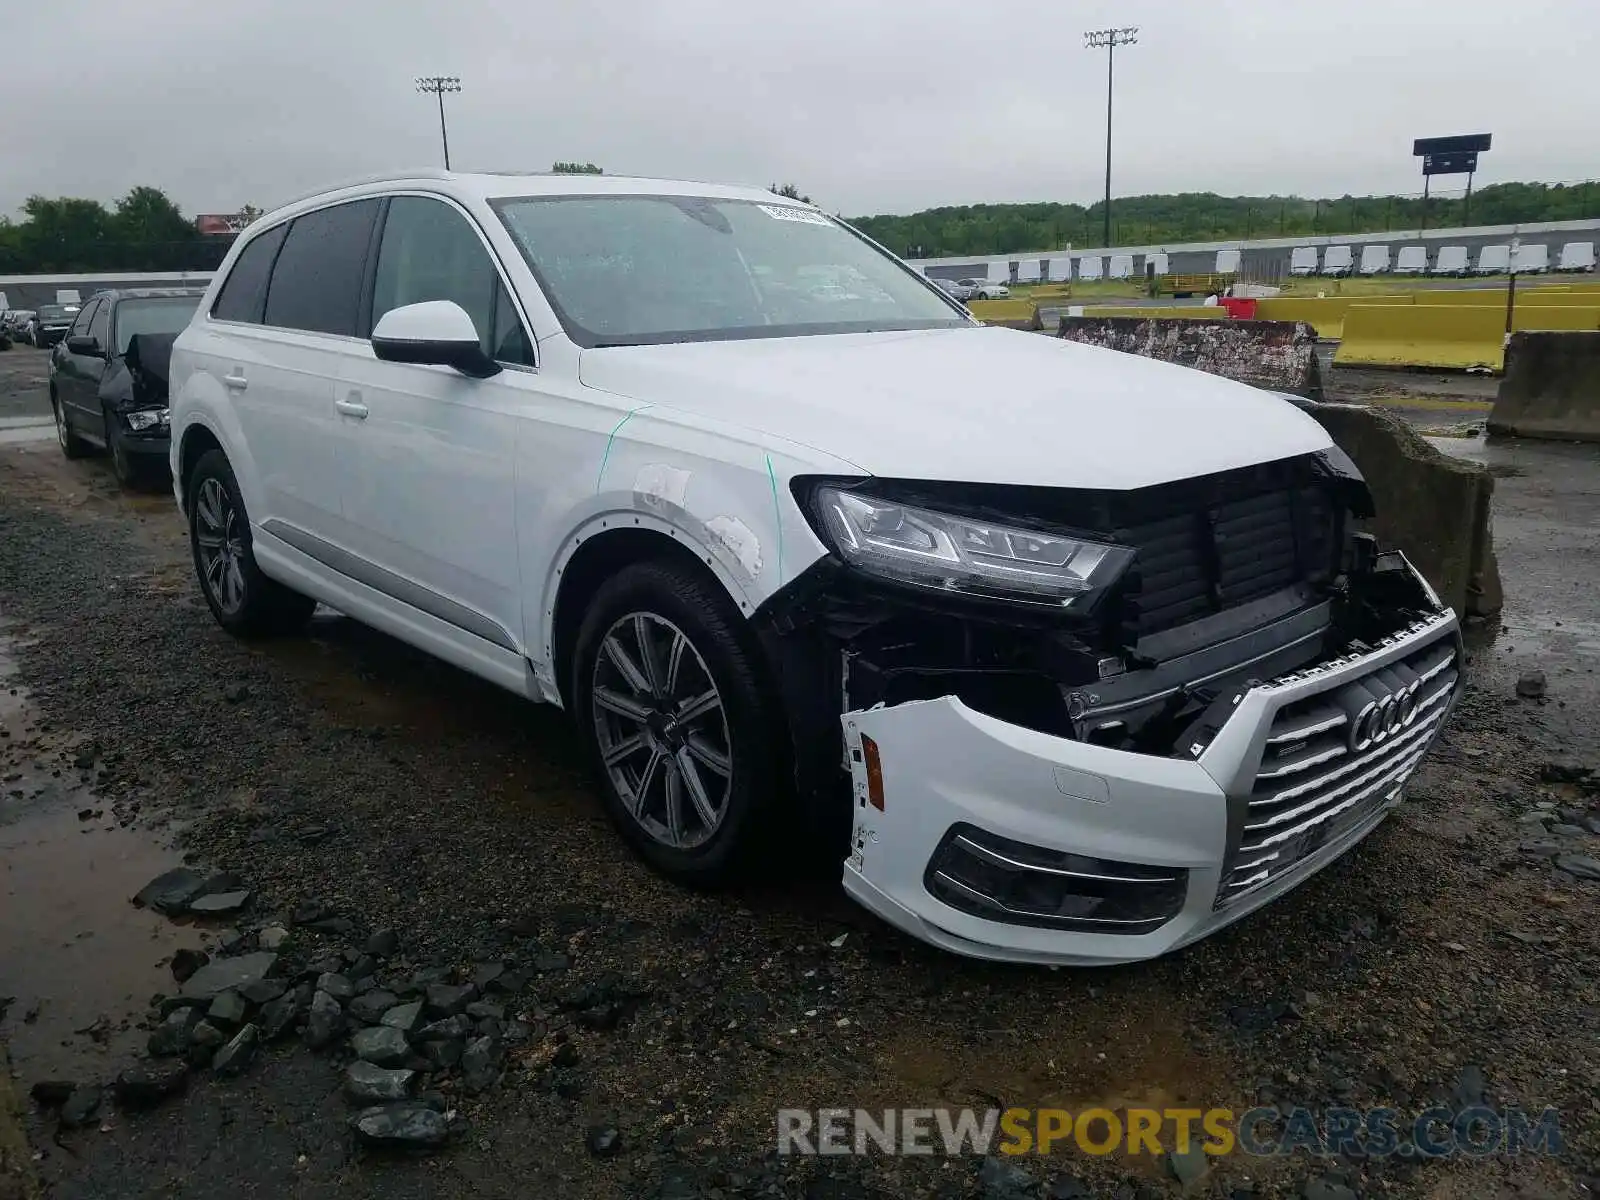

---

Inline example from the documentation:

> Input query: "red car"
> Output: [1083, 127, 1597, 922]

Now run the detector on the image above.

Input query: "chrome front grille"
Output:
[1215, 632, 1459, 907]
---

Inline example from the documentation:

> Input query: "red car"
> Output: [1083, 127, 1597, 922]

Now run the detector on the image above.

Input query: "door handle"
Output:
[335, 397, 369, 419]
[222, 371, 248, 391]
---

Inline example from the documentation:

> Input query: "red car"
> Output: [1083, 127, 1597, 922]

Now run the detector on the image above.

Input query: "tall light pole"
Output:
[416, 76, 461, 169]
[1084, 27, 1138, 249]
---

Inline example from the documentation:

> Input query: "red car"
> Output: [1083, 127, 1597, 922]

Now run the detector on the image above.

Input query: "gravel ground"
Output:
[0, 349, 1598, 1198]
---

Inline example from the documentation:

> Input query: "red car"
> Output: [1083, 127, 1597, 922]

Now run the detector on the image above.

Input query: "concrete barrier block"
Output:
[1056, 316, 1323, 397]
[1334, 304, 1506, 372]
[1311, 404, 1501, 619]
[1488, 331, 1600, 443]
[1253, 295, 1413, 341]
[966, 299, 1042, 330]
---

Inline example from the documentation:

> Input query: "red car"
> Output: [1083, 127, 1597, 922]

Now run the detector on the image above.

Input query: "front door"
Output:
[56, 299, 108, 432]
[332, 194, 535, 658]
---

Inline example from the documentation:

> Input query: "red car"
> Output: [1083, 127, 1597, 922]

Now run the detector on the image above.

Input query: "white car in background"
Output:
[958, 278, 1009, 300]
[167, 170, 1462, 966]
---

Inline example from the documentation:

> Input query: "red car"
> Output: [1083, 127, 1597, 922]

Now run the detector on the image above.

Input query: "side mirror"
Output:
[66, 335, 102, 357]
[370, 301, 501, 379]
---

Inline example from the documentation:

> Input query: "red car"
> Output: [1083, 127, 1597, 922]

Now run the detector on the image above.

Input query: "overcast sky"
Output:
[5, 0, 1596, 221]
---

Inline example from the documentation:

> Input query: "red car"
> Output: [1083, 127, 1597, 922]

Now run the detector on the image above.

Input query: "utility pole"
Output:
[1084, 27, 1139, 250]
[415, 76, 462, 169]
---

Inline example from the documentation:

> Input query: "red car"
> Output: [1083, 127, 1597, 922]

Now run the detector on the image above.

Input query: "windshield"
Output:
[492, 194, 967, 347]
[38, 305, 74, 321]
[114, 297, 200, 354]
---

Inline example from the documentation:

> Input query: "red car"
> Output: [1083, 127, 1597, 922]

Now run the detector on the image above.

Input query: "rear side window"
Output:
[263, 200, 380, 337]
[67, 300, 98, 337]
[212, 223, 287, 324]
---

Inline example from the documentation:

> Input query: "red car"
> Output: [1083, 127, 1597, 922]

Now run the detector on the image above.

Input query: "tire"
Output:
[187, 449, 315, 637]
[105, 410, 140, 488]
[570, 558, 783, 886]
[52, 390, 90, 459]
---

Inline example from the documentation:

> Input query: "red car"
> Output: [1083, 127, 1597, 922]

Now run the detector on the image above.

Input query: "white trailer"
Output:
[1394, 245, 1428, 274]
[1145, 252, 1169, 276]
[1557, 241, 1597, 272]
[1215, 249, 1241, 274]
[1289, 246, 1319, 276]
[1321, 246, 1354, 276]
[1511, 243, 1550, 274]
[1108, 253, 1134, 280]
[1475, 244, 1511, 275]
[1045, 256, 1073, 283]
[1432, 246, 1469, 275]
[1016, 258, 1042, 284]
[1077, 255, 1104, 282]
[1358, 245, 1392, 275]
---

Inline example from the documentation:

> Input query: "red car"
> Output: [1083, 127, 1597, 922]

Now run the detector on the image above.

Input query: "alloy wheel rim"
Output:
[590, 612, 733, 850]
[195, 477, 247, 615]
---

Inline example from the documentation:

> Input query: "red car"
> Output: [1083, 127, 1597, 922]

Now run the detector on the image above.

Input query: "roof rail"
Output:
[271, 168, 457, 214]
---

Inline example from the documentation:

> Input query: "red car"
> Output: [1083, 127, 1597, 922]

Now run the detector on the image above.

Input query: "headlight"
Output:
[815, 487, 1135, 607]
[126, 408, 169, 432]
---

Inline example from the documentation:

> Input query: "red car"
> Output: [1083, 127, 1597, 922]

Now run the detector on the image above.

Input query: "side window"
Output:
[372, 196, 533, 365]
[212, 223, 288, 324]
[263, 199, 381, 336]
[88, 300, 110, 348]
[67, 300, 98, 337]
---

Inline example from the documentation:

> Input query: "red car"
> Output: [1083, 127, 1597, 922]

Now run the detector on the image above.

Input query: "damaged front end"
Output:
[99, 333, 179, 443]
[755, 451, 1463, 965]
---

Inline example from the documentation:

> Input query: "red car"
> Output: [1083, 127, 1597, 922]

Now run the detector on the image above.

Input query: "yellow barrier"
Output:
[1421, 288, 1600, 306]
[1334, 305, 1507, 372]
[966, 299, 1042, 330]
[1077, 306, 1229, 320]
[1511, 305, 1600, 332]
[1253, 295, 1413, 341]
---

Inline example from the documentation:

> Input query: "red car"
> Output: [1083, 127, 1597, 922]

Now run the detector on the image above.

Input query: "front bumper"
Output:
[840, 604, 1462, 966]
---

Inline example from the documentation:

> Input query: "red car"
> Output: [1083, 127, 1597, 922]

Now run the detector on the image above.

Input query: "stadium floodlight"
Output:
[416, 76, 463, 169]
[1084, 28, 1139, 249]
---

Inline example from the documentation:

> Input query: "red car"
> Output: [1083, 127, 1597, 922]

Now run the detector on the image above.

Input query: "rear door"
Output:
[332, 193, 534, 658]
[194, 200, 380, 547]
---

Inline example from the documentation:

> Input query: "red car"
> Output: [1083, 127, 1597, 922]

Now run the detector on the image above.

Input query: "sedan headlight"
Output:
[126, 408, 169, 433]
[815, 487, 1135, 607]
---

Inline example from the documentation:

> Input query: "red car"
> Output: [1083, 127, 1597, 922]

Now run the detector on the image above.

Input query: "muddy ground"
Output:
[0, 345, 1597, 1200]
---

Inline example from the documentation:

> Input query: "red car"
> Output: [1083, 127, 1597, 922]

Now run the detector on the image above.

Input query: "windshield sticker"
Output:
[757, 204, 832, 226]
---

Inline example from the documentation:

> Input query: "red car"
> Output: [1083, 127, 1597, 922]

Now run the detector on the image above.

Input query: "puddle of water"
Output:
[0, 632, 201, 1085]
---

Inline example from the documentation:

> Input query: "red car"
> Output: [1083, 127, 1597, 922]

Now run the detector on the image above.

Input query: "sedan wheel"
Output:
[591, 612, 733, 851]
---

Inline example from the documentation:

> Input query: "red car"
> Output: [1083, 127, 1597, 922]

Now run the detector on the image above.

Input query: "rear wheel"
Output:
[188, 449, 315, 637]
[53, 391, 90, 459]
[570, 559, 783, 886]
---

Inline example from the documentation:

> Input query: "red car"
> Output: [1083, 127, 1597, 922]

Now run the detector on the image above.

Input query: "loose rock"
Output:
[349, 989, 400, 1025]
[170, 948, 210, 984]
[585, 1123, 623, 1158]
[180, 952, 278, 998]
[257, 925, 290, 951]
[189, 890, 251, 917]
[148, 1007, 204, 1057]
[208, 990, 249, 1026]
[260, 986, 308, 1040]
[424, 982, 478, 1018]
[365, 929, 400, 957]
[316, 972, 355, 1002]
[380, 1000, 425, 1034]
[212, 1024, 261, 1076]
[344, 1062, 417, 1104]
[304, 990, 347, 1050]
[1555, 854, 1600, 882]
[132, 867, 208, 915]
[1516, 670, 1547, 699]
[349, 1102, 450, 1151]
[461, 1035, 502, 1094]
[59, 1086, 102, 1129]
[351, 1025, 413, 1068]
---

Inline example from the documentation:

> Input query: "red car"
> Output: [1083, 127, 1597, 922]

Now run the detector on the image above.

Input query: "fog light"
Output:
[924, 824, 1187, 933]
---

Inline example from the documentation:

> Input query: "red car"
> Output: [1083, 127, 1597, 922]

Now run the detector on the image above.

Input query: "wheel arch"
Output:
[176, 421, 225, 513]
[546, 518, 761, 709]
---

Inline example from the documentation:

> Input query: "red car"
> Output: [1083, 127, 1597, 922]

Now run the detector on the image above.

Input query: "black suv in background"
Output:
[31, 303, 80, 347]
[50, 289, 205, 485]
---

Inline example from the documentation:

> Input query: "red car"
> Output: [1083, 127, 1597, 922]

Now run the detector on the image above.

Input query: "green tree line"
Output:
[0, 186, 228, 273]
[849, 180, 1600, 258]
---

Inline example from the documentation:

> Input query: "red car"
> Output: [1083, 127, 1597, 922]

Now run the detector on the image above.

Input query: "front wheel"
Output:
[187, 449, 315, 637]
[570, 560, 783, 886]
[53, 392, 90, 459]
